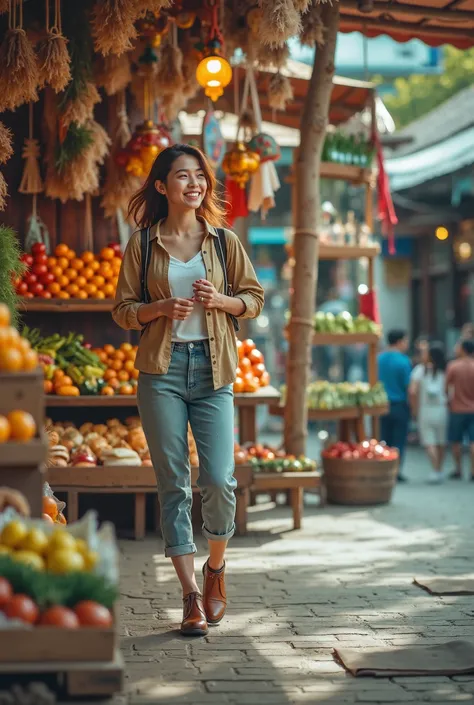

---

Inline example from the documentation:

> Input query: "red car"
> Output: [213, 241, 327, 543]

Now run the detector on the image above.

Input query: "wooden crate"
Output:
[0, 437, 48, 468]
[251, 471, 323, 529]
[0, 370, 45, 428]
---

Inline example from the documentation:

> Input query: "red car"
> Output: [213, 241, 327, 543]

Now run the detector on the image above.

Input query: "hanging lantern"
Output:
[116, 120, 171, 177]
[195, 0, 231, 102]
[222, 142, 260, 189]
[247, 132, 281, 164]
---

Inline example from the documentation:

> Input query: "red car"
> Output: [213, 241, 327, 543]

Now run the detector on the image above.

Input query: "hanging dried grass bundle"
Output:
[293, 0, 312, 12]
[0, 0, 39, 111]
[0, 172, 8, 211]
[268, 72, 293, 111]
[0, 122, 13, 165]
[156, 41, 184, 95]
[60, 81, 101, 127]
[95, 53, 132, 96]
[91, 0, 137, 56]
[257, 0, 302, 48]
[256, 42, 290, 69]
[223, 0, 254, 55]
[300, 2, 325, 46]
[161, 91, 186, 122]
[37, 0, 71, 93]
[133, 0, 172, 18]
[19, 136, 44, 194]
[0, 0, 9, 13]
[181, 48, 199, 99]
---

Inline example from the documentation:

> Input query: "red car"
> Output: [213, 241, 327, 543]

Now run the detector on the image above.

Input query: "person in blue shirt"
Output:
[378, 329, 412, 481]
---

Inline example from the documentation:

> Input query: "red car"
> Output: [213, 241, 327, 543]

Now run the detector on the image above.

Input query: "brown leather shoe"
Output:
[180, 592, 208, 636]
[202, 560, 227, 625]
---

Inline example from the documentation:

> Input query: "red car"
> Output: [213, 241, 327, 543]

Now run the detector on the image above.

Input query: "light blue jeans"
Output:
[137, 341, 236, 557]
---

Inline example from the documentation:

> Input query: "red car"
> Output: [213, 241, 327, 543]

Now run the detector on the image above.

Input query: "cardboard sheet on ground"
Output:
[413, 576, 474, 595]
[334, 641, 474, 677]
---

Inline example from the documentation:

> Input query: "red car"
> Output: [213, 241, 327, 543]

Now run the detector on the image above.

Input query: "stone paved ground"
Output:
[112, 446, 474, 705]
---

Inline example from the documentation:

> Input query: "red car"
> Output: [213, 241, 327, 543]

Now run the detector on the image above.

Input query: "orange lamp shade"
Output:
[196, 54, 232, 102]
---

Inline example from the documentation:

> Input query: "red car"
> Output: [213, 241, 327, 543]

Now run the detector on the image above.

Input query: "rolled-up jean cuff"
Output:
[202, 523, 235, 542]
[165, 542, 197, 558]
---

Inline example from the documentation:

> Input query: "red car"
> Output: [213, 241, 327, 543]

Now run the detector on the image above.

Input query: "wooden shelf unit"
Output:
[312, 332, 381, 345]
[17, 299, 115, 313]
[286, 161, 374, 186]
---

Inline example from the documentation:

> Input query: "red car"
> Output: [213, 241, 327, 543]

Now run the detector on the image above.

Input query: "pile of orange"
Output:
[92, 343, 139, 396]
[0, 304, 38, 372]
[234, 339, 270, 394]
[43, 369, 81, 397]
[0, 410, 37, 443]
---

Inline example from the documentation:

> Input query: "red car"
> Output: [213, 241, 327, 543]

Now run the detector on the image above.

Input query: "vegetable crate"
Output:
[322, 456, 398, 506]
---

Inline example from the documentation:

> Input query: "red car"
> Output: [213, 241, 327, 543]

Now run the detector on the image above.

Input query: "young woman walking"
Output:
[409, 341, 448, 483]
[113, 145, 264, 636]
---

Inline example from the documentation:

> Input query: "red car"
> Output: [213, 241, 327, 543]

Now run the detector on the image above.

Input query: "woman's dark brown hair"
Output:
[128, 143, 226, 229]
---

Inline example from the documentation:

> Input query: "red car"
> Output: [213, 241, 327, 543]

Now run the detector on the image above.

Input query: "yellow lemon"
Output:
[47, 549, 85, 574]
[46, 529, 77, 555]
[14, 550, 45, 571]
[0, 520, 28, 549]
[19, 527, 49, 555]
[83, 550, 99, 571]
[74, 538, 89, 556]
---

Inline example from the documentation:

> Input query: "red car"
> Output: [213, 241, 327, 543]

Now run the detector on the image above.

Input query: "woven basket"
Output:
[322, 456, 399, 506]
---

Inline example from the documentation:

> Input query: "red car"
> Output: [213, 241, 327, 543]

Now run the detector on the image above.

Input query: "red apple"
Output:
[31, 242, 46, 256]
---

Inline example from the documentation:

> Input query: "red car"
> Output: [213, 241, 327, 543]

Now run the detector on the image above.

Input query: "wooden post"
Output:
[284, 3, 340, 456]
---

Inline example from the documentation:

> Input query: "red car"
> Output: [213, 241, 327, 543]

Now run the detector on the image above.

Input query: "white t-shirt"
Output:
[410, 364, 447, 409]
[168, 253, 208, 343]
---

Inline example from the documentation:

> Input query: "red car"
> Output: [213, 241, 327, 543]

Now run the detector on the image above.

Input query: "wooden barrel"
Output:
[322, 457, 399, 505]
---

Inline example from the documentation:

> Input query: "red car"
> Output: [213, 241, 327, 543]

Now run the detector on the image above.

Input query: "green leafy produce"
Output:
[0, 225, 25, 328]
[313, 311, 381, 335]
[281, 381, 388, 411]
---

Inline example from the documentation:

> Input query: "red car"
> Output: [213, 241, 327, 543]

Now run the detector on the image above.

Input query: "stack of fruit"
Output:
[92, 343, 139, 396]
[234, 339, 270, 393]
[313, 311, 381, 336]
[281, 381, 388, 411]
[46, 417, 151, 467]
[322, 439, 399, 461]
[233, 442, 316, 473]
[0, 410, 37, 444]
[0, 303, 38, 372]
[15, 242, 122, 300]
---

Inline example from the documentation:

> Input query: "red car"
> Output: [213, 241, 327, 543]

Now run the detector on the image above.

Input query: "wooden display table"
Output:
[251, 471, 323, 529]
[47, 464, 254, 540]
[45, 386, 281, 444]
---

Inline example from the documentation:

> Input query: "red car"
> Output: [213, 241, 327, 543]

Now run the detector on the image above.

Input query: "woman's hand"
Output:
[192, 280, 222, 309]
[160, 298, 194, 320]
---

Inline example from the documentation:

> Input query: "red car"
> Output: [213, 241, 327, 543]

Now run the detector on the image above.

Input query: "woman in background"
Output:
[410, 341, 448, 483]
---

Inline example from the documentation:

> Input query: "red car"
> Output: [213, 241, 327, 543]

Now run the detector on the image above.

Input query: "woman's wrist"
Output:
[137, 300, 165, 325]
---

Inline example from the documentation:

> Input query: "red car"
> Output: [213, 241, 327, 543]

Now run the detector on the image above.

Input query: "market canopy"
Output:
[339, 0, 474, 50]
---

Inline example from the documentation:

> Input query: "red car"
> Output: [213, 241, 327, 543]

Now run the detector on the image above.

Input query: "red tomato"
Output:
[24, 273, 37, 286]
[21, 253, 33, 267]
[74, 601, 113, 627]
[4, 594, 39, 624]
[31, 242, 46, 256]
[40, 606, 79, 628]
[40, 291, 52, 299]
[17, 282, 28, 295]
[31, 283, 44, 296]
[24, 292, 34, 299]
[39, 273, 54, 285]
[31, 263, 47, 277]
[109, 242, 122, 255]
[34, 254, 48, 266]
[0, 578, 13, 609]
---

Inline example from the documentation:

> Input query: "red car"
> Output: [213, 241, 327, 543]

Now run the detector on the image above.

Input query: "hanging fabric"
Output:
[246, 65, 280, 219]
[224, 69, 251, 226]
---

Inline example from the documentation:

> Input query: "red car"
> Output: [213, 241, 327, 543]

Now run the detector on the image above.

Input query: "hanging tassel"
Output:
[0, 122, 13, 164]
[301, 2, 325, 46]
[19, 103, 44, 195]
[37, 0, 71, 93]
[95, 53, 132, 96]
[256, 43, 290, 69]
[0, 172, 8, 210]
[257, 0, 302, 48]
[268, 72, 293, 111]
[156, 33, 184, 95]
[91, 0, 138, 56]
[0, 0, 39, 111]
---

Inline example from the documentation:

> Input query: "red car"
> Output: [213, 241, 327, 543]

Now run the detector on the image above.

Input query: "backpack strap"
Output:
[140, 227, 151, 303]
[214, 227, 240, 333]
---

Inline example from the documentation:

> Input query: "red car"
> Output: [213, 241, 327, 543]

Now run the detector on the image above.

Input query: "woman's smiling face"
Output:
[155, 154, 208, 211]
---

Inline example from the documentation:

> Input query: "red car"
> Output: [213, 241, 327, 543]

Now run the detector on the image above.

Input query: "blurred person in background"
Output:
[446, 339, 474, 481]
[409, 342, 448, 483]
[378, 329, 412, 482]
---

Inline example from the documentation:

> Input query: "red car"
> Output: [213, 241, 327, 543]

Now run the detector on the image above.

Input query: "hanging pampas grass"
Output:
[256, 42, 290, 69]
[0, 122, 13, 164]
[95, 53, 132, 96]
[91, 0, 137, 56]
[156, 37, 183, 95]
[0, 172, 8, 210]
[37, 0, 71, 93]
[300, 2, 325, 46]
[293, 0, 312, 12]
[0, 0, 39, 111]
[257, 0, 302, 48]
[268, 72, 293, 111]
[60, 81, 101, 127]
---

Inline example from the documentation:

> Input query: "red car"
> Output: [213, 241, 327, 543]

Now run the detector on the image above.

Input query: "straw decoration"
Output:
[181, 46, 199, 99]
[95, 53, 132, 96]
[0, 122, 14, 165]
[0, 172, 8, 211]
[0, 0, 9, 13]
[156, 30, 184, 95]
[19, 103, 44, 195]
[257, 0, 302, 47]
[37, 0, 71, 93]
[161, 91, 186, 122]
[134, 0, 172, 18]
[256, 42, 290, 69]
[301, 2, 325, 46]
[0, 0, 39, 111]
[91, 0, 138, 56]
[293, 0, 312, 11]
[268, 72, 293, 111]
[60, 81, 101, 127]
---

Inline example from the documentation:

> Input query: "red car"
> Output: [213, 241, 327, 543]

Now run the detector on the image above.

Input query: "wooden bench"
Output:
[251, 471, 324, 529]
[47, 465, 253, 540]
